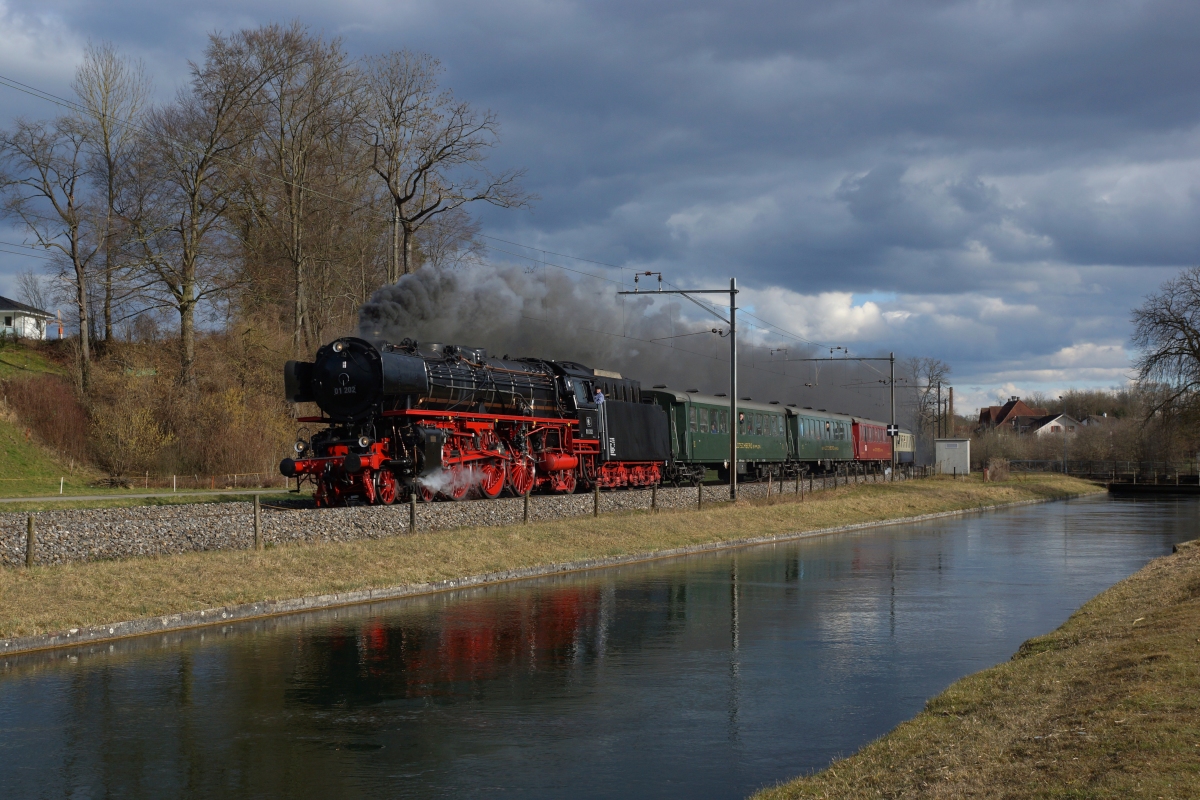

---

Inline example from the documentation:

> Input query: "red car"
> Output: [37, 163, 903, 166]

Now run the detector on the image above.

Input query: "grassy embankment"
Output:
[0, 411, 295, 507]
[0, 473, 1099, 640]
[0, 342, 291, 505]
[756, 535, 1200, 799]
[0, 344, 95, 497]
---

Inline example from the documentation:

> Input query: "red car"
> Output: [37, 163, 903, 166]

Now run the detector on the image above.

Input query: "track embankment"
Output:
[755, 528, 1200, 800]
[0, 474, 1100, 655]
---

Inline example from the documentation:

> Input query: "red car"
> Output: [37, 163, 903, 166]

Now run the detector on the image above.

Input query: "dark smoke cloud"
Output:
[358, 264, 902, 423]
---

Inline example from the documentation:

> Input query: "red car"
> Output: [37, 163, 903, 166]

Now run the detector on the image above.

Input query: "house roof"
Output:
[979, 397, 1049, 426]
[0, 296, 51, 318]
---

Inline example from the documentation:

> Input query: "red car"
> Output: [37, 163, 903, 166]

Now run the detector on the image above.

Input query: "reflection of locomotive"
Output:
[280, 337, 669, 506]
[280, 336, 911, 507]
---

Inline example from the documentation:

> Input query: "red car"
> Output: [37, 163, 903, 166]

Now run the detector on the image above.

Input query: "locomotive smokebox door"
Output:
[577, 409, 599, 439]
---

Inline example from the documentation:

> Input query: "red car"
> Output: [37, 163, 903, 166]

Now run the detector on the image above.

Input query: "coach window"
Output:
[689, 406, 697, 432]
[755, 414, 762, 436]
[720, 411, 728, 433]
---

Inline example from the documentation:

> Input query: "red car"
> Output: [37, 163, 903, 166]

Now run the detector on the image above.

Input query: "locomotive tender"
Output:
[280, 336, 911, 506]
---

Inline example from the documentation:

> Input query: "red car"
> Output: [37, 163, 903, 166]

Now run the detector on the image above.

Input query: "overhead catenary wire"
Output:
[0, 245, 56, 262]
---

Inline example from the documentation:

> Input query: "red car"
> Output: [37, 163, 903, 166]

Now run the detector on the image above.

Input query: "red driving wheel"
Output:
[479, 461, 506, 499]
[507, 456, 536, 497]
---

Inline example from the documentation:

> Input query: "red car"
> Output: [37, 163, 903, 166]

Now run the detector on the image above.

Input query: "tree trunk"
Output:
[103, 209, 113, 343]
[179, 251, 196, 387]
[402, 222, 415, 276]
[179, 295, 195, 388]
[390, 203, 401, 284]
[73, 255, 91, 394]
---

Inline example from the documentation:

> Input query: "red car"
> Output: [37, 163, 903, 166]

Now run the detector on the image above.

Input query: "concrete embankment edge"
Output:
[0, 494, 1088, 657]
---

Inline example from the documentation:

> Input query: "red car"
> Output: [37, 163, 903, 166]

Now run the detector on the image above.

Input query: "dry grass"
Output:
[0, 474, 1098, 641]
[756, 521, 1200, 799]
[0, 491, 297, 513]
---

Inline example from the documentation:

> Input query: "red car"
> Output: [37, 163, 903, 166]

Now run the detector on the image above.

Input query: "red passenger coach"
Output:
[852, 418, 892, 464]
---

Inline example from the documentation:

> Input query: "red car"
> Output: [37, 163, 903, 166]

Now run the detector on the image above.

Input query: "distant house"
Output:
[0, 296, 52, 340]
[1029, 413, 1081, 436]
[978, 397, 1049, 434]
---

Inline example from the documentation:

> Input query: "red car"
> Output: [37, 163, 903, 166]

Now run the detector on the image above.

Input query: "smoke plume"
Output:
[358, 264, 901, 421]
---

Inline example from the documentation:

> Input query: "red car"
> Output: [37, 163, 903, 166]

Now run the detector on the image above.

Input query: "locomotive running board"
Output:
[381, 409, 577, 425]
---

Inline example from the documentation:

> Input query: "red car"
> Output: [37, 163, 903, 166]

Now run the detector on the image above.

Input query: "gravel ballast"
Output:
[1, 472, 904, 568]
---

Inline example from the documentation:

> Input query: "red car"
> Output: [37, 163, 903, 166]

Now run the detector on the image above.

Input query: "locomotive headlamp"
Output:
[294, 439, 308, 454]
[358, 435, 371, 449]
[332, 341, 345, 353]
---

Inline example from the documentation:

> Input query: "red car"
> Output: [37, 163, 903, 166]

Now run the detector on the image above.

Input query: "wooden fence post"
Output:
[409, 492, 417, 532]
[524, 489, 531, 524]
[651, 485, 657, 512]
[697, 482, 703, 510]
[25, 515, 35, 568]
[253, 495, 263, 550]
[593, 482, 600, 517]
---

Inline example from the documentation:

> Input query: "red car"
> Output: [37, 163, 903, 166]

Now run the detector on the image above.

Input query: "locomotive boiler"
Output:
[280, 337, 670, 506]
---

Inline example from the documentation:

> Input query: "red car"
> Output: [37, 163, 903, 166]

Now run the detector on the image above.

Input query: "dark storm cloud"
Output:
[2, 0, 1198, 402]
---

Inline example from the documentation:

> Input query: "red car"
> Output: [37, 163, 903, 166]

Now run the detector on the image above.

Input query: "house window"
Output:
[1051, 425, 1060, 432]
[3, 317, 10, 328]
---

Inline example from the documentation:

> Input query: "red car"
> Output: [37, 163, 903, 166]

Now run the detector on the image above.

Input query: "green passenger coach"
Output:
[645, 389, 791, 484]
[787, 406, 855, 465]
[644, 389, 899, 484]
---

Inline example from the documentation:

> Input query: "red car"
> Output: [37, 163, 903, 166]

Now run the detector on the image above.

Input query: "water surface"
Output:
[1, 495, 1195, 799]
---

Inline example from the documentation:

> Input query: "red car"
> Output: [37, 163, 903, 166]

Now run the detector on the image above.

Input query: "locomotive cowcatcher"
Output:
[279, 337, 670, 506]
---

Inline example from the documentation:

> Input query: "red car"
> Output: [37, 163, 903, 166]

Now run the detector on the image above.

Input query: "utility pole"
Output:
[936, 382, 942, 439]
[620, 275, 740, 500]
[890, 352, 896, 472]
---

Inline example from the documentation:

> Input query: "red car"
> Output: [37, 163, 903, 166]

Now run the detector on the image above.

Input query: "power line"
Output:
[0, 244, 56, 262]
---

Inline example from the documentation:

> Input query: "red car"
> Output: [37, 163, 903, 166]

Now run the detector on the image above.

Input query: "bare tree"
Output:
[238, 22, 360, 354]
[0, 116, 97, 390]
[133, 32, 277, 386]
[17, 269, 49, 312]
[72, 40, 152, 344]
[362, 50, 530, 282]
[903, 356, 952, 435]
[1132, 266, 1200, 417]
[416, 206, 484, 270]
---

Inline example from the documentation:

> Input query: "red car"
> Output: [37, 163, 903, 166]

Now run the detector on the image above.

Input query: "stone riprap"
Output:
[1, 471, 908, 568]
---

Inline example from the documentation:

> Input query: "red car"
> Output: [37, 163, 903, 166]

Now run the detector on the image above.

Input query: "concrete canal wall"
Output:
[0, 471, 910, 567]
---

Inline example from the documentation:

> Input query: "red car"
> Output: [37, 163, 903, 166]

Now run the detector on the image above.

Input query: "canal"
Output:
[1, 495, 1195, 798]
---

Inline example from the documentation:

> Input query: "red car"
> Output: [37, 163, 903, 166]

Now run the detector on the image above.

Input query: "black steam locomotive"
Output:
[281, 337, 669, 506]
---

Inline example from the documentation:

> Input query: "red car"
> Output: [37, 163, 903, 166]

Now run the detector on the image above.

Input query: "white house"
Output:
[1030, 413, 1080, 436]
[0, 296, 53, 340]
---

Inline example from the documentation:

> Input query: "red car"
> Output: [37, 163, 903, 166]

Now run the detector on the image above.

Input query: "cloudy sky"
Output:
[2, 0, 1198, 413]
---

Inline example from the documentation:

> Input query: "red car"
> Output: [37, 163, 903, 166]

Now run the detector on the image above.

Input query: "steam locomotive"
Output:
[279, 336, 911, 506]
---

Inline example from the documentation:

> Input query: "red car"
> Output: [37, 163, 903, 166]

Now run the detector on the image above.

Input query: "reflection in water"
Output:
[0, 495, 1196, 799]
